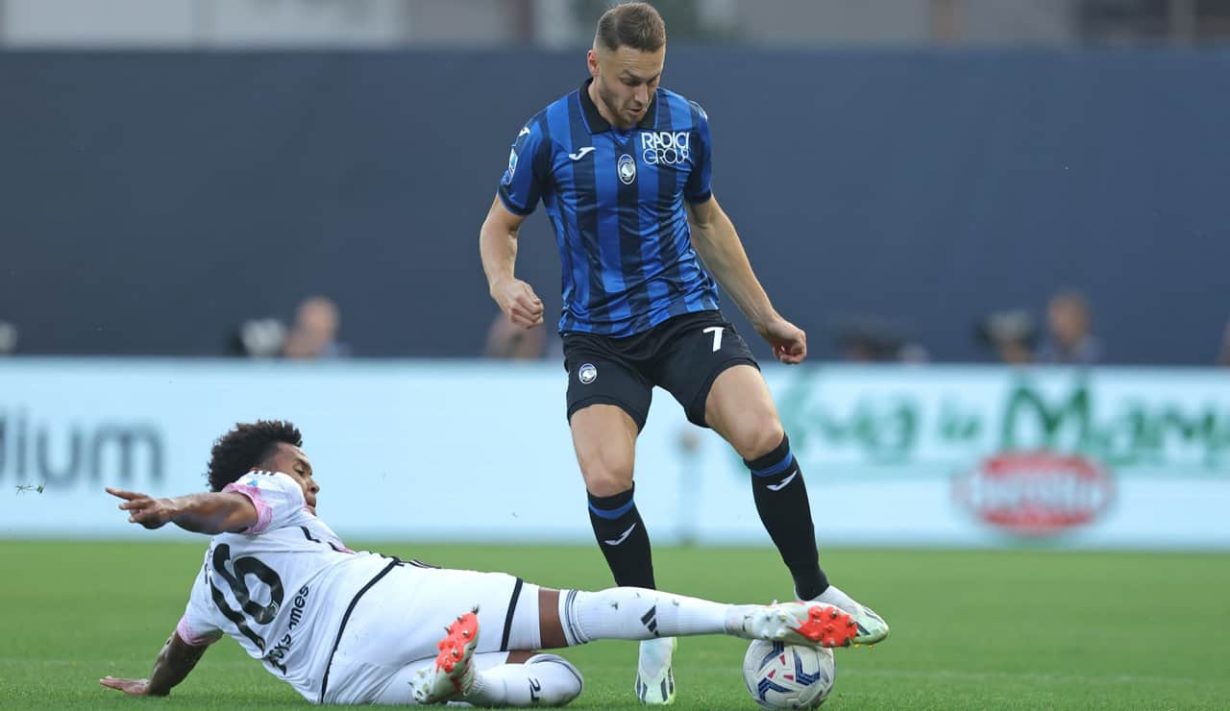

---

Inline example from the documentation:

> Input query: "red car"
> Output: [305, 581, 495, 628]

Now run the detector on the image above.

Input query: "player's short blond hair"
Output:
[595, 2, 666, 52]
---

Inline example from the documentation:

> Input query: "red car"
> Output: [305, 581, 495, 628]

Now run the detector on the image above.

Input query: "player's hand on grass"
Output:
[106, 487, 175, 529]
[99, 676, 164, 696]
[492, 278, 545, 328]
[757, 317, 807, 364]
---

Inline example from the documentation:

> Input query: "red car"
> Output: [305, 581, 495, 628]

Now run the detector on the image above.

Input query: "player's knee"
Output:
[524, 654, 584, 706]
[578, 451, 634, 497]
[730, 415, 785, 461]
[583, 470, 633, 497]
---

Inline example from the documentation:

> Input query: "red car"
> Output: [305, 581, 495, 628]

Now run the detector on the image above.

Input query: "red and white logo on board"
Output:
[953, 452, 1115, 536]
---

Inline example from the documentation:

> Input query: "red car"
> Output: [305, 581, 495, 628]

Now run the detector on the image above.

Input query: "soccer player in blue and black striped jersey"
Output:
[479, 3, 888, 703]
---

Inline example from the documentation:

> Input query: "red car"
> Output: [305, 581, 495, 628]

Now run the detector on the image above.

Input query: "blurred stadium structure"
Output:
[2, 1, 1228, 364]
[3, 0, 1230, 48]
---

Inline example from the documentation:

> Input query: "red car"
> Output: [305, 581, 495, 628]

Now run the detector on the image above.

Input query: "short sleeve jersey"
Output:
[176, 471, 394, 703]
[498, 80, 721, 338]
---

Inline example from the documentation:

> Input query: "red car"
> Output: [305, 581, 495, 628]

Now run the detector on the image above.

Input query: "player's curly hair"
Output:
[206, 420, 303, 492]
[596, 2, 665, 52]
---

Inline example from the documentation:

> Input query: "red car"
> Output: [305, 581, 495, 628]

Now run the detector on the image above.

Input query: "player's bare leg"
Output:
[705, 365, 889, 645]
[570, 405, 677, 704]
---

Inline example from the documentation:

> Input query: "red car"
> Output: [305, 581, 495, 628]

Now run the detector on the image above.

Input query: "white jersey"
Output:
[176, 470, 396, 703]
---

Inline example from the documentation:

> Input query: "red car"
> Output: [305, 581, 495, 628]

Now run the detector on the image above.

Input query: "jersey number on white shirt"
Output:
[209, 543, 285, 666]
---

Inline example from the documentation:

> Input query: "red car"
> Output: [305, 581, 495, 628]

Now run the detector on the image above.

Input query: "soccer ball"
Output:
[742, 640, 836, 709]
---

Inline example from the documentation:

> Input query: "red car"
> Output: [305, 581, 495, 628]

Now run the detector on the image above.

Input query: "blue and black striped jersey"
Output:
[498, 80, 720, 337]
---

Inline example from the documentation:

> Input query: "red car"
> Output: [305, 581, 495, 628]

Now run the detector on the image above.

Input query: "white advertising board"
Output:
[0, 360, 1226, 549]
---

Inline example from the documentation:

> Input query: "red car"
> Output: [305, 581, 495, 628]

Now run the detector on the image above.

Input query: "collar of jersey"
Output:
[578, 78, 658, 134]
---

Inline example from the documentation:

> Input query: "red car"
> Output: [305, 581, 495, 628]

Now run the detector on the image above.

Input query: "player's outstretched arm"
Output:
[100, 631, 211, 697]
[686, 197, 807, 364]
[106, 487, 258, 534]
[480, 195, 544, 329]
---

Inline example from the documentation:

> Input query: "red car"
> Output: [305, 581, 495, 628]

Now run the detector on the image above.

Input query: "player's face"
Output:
[262, 442, 320, 514]
[588, 44, 665, 129]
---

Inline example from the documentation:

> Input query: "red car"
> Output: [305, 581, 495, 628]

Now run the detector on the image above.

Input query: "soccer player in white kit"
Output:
[99, 421, 858, 706]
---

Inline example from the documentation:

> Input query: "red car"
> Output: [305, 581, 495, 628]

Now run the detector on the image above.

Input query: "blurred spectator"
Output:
[282, 296, 350, 359]
[1037, 289, 1102, 365]
[229, 318, 287, 358]
[0, 320, 18, 355]
[485, 312, 547, 360]
[837, 325, 898, 362]
[1219, 320, 1230, 366]
[976, 310, 1036, 364]
[834, 316, 928, 363]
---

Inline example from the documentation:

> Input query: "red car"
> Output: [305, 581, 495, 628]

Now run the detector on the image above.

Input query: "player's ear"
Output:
[586, 48, 600, 77]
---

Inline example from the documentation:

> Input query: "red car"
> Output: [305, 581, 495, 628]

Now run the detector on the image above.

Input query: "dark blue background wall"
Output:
[1, 49, 1226, 362]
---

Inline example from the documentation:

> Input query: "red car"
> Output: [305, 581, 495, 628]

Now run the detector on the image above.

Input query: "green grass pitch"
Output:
[1, 541, 1227, 710]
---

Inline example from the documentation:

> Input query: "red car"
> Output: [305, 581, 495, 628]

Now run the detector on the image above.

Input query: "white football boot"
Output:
[809, 584, 890, 646]
[410, 609, 479, 704]
[635, 637, 677, 705]
[735, 601, 858, 648]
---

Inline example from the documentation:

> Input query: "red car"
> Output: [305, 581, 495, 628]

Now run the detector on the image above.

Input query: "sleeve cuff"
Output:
[497, 189, 535, 216]
[176, 617, 222, 647]
[220, 483, 272, 534]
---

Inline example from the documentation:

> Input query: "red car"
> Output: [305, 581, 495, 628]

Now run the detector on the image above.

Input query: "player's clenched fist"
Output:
[758, 318, 808, 365]
[492, 278, 544, 329]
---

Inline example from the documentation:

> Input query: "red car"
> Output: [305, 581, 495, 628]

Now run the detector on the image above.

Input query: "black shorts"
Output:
[562, 311, 759, 431]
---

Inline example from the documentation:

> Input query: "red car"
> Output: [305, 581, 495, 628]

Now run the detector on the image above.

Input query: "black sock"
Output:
[587, 485, 656, 589]
[746, 434, 828, 599]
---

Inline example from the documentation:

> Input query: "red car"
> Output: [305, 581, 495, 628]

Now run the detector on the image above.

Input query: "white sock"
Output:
[557, 587, 758, 645]
[813, 584, 857, 612]
[463, 655, 583, 707]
